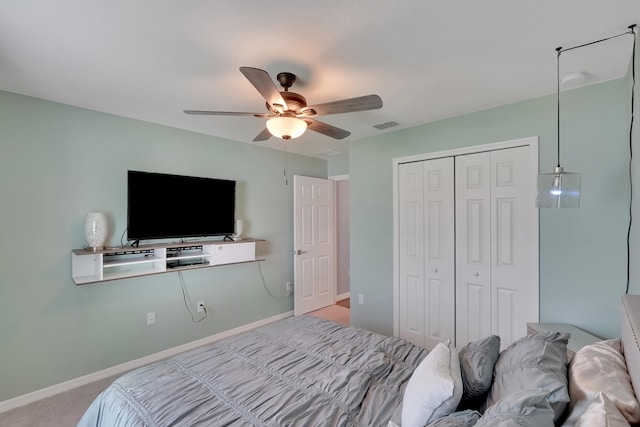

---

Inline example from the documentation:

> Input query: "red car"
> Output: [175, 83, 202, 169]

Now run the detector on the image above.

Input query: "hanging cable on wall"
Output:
[178, 271, 208, 322]
[627, 25, 637, 294]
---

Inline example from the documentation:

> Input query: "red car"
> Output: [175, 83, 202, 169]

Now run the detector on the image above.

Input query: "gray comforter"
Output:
[78, 316, 428, 427]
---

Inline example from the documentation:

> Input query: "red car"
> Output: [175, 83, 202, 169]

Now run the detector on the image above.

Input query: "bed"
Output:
[78, 295, 640, 427]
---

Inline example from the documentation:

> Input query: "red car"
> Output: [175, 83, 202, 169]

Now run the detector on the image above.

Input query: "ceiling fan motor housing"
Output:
[276, 72, 296, 89]
[262, 72, 307, 114]
[266, 92, 308, 114]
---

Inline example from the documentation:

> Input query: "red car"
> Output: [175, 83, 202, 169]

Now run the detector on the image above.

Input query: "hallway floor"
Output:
[308, 299, 350, 326]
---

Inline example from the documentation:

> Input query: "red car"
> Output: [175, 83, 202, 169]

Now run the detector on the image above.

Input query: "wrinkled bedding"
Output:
[78, 315, 428, 427]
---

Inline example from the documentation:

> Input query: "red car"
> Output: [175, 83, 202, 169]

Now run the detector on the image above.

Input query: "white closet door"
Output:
[398, 162, 425, 346]
[490, 147, 538, 346]
[398, 158, 455, 349]
[455, 147, 537, 348]
[455, 152, 492, 346]
[423, 158, 456, 349]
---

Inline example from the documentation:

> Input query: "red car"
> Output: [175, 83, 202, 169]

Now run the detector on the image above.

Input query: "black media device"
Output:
[127, 170, 236, 241]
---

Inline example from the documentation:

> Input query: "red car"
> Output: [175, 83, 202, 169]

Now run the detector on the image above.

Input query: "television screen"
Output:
[127, 170, 236, 241]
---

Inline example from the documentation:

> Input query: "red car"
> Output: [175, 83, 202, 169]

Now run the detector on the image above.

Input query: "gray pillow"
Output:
[484, 332, 570, 422]
[475, 388, 555, 426]
[425, 410, 481, 427]
[459, 335, 501, 400]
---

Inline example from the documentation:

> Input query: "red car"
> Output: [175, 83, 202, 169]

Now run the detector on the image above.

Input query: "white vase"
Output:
[233, 219, 244, 241]
[84, 212, 108, 251]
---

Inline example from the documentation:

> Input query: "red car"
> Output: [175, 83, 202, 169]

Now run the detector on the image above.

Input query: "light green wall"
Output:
[349, 77, 632, 340]
[0, 90, 326, 401]
[1, 64, 636, 402]
[328, 155, 349, 177]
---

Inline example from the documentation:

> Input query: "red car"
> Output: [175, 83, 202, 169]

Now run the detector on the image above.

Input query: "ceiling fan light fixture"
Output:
[266, 116, 307, 140]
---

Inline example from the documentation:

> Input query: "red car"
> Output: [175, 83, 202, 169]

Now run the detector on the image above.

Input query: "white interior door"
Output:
[398, 158, 455, 349]
[293, 175, 335, 315]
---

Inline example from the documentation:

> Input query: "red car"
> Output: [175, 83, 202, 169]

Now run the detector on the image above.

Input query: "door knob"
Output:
[474, 272, 479, 277]
[294, 249, 307, 255]
[433, 268, 438, 273]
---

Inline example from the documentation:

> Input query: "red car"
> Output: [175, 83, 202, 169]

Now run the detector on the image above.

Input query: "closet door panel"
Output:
[457, 282, 490, 344]
[405, 274, 426, 346]
[491, 147, 538, 346]
[398, 158, 455, 349]
[455, 152, 492, 345]
[398, 162, 426, 347]
[423, 158, 455, 349]
[495, 287, 516, 344]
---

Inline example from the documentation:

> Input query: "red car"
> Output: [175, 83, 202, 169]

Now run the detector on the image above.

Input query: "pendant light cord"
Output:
[555, 27, 637, 168]
[627, 25, 636, 294]
[556, 47, 562, 168]
[560, 28, 636, 54]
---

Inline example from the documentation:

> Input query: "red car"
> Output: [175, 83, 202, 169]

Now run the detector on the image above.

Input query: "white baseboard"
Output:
[0, 311, 293, 414]
[336, 292, 350, 302]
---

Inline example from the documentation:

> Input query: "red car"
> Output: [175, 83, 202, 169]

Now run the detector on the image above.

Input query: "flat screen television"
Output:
[127, 170, 236, 241]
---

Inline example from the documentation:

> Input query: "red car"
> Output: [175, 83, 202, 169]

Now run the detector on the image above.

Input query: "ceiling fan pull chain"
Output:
[284, 140, 288, 186]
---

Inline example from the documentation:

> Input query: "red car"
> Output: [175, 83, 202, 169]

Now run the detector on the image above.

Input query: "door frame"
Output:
[391, 136, 539, 337]
[330, 174, 350, 303]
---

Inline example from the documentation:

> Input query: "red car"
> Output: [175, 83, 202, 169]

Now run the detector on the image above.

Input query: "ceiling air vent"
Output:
[373, 121, 400, 130]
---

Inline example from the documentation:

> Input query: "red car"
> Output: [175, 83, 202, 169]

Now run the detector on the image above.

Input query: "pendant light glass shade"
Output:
[536, 166, 581, 208]
[266, 116, 307, 139]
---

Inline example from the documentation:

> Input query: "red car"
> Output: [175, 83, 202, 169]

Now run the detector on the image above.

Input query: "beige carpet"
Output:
[0, 374, 119, 427]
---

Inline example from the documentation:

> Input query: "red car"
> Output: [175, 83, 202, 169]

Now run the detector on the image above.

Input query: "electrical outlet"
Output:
[147, 312, 155, 325]
[197, 301, 205, 313]
[358, 294, 364, 304]
[285, 282, 293, 296]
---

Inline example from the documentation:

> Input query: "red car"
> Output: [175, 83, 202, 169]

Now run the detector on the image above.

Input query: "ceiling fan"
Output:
[184, 67, 383, 141]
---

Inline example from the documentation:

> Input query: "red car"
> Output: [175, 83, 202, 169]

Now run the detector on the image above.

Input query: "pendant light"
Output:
[536, 46, 581, 208]
[537, 26, 637, 208]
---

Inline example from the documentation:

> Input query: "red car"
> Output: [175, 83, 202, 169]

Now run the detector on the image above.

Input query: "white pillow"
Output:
[401, 341, 463, 427]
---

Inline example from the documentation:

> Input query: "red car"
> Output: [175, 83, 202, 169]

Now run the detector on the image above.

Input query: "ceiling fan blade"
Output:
[253, 128, 272, 142]
[300, 94, 382, 117]
[305, 119, 351, 140]
[239, 67, 288, 110]
[184, 110, 270, 117]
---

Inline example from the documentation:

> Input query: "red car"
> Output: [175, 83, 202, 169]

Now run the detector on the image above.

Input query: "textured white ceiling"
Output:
[1, 1, 638, 158]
